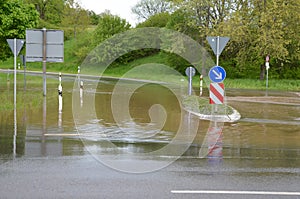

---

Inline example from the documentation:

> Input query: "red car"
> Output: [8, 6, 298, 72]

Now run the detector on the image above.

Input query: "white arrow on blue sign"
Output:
[209, 66, 226, 83]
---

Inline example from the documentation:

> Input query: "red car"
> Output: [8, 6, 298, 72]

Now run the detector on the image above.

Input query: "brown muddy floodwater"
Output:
[0, 74, 300, 170]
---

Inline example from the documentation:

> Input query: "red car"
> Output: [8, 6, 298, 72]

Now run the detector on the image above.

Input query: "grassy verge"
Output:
[1, 48, 299, 91]
[1, 67, 299, 92]
[182, 95, 234, 115]
[226, 78, 300, 91]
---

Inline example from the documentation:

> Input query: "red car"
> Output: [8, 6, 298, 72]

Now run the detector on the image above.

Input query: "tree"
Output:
[170, 0, 236, 34]
[137, 12, 171, 28]
[61, 0, 90, 39]
[93, 12, 131, 45]
[219, 0, 300, 78]
[88, 10, 100, 25]
[166, 9, 200, 41]
[166, 0, 300, 78]
[132, 0, 173, 21]
[78, 13, 131, 64]
[25, 0, 65, 25]
[0, 0, 39, 60]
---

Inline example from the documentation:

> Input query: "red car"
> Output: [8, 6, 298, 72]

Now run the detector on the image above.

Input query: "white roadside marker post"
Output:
[199, 75, 203, 96]
[78, 66, 81, 88]
[265, 55, 270, 96]
[58, 72, 63, 112]
[80, 81, 84, 107]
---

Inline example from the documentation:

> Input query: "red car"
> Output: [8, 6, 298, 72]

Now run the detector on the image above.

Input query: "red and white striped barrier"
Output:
[209, 83, 224, 104]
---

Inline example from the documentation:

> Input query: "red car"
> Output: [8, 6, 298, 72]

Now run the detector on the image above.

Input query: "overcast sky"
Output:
[80, 0, 140, 26]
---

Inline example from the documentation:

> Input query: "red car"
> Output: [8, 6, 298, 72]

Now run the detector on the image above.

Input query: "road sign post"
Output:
[26, 28, 64, 96]
[207, 36, 230, 67]
[7, 38, 24, 159]
[13, 39, 16, 108]
[207, 36, 229, 103]
[43, 28, 47, 96]
[7, 39, 25, 107]
[216, 37, 220, 66]
[185, 67, 196, 95]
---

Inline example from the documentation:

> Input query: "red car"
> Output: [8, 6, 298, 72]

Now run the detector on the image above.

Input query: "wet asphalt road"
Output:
[1, 155, 300, 199]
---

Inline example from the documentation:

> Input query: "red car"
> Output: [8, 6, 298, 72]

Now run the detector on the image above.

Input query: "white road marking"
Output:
[171, 190, 300, 196]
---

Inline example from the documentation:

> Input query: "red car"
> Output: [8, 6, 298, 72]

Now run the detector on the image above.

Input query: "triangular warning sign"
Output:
[7, 39, 25, 56]
[207, 37, 230, 56]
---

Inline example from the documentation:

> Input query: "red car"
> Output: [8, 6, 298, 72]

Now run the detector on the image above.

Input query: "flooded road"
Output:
[0, 72, 300, 198]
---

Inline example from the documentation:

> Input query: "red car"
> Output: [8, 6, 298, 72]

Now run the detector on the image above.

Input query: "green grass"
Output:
[103, 54, 186, 84]
[223, 78, 300, 91]
[189, 77, 300, 91]
[182, 95, 234, 115]
[102, 53, 170, 76]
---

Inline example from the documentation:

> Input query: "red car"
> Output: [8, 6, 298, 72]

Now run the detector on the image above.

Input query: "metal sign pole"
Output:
[13, 38, 17, 158]
[189, 69, 192, 95]
[6, 38, 24, 158]
[23, 55, 26, 91]
[216, 36, 220, 66]
[13, 38, 17, 107]
[185, 67, 196, 96]
[42, 28, 47, 96]
[26, 29, 64, 96]
[214, 36, 220, 127]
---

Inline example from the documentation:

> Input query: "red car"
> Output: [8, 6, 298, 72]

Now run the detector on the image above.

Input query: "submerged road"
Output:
[1, 155, 300, 199]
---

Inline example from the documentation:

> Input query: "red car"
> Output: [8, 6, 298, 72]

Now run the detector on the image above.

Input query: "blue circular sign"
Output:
[185, 66, 196, 77]
[209, 66, 226, 83]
